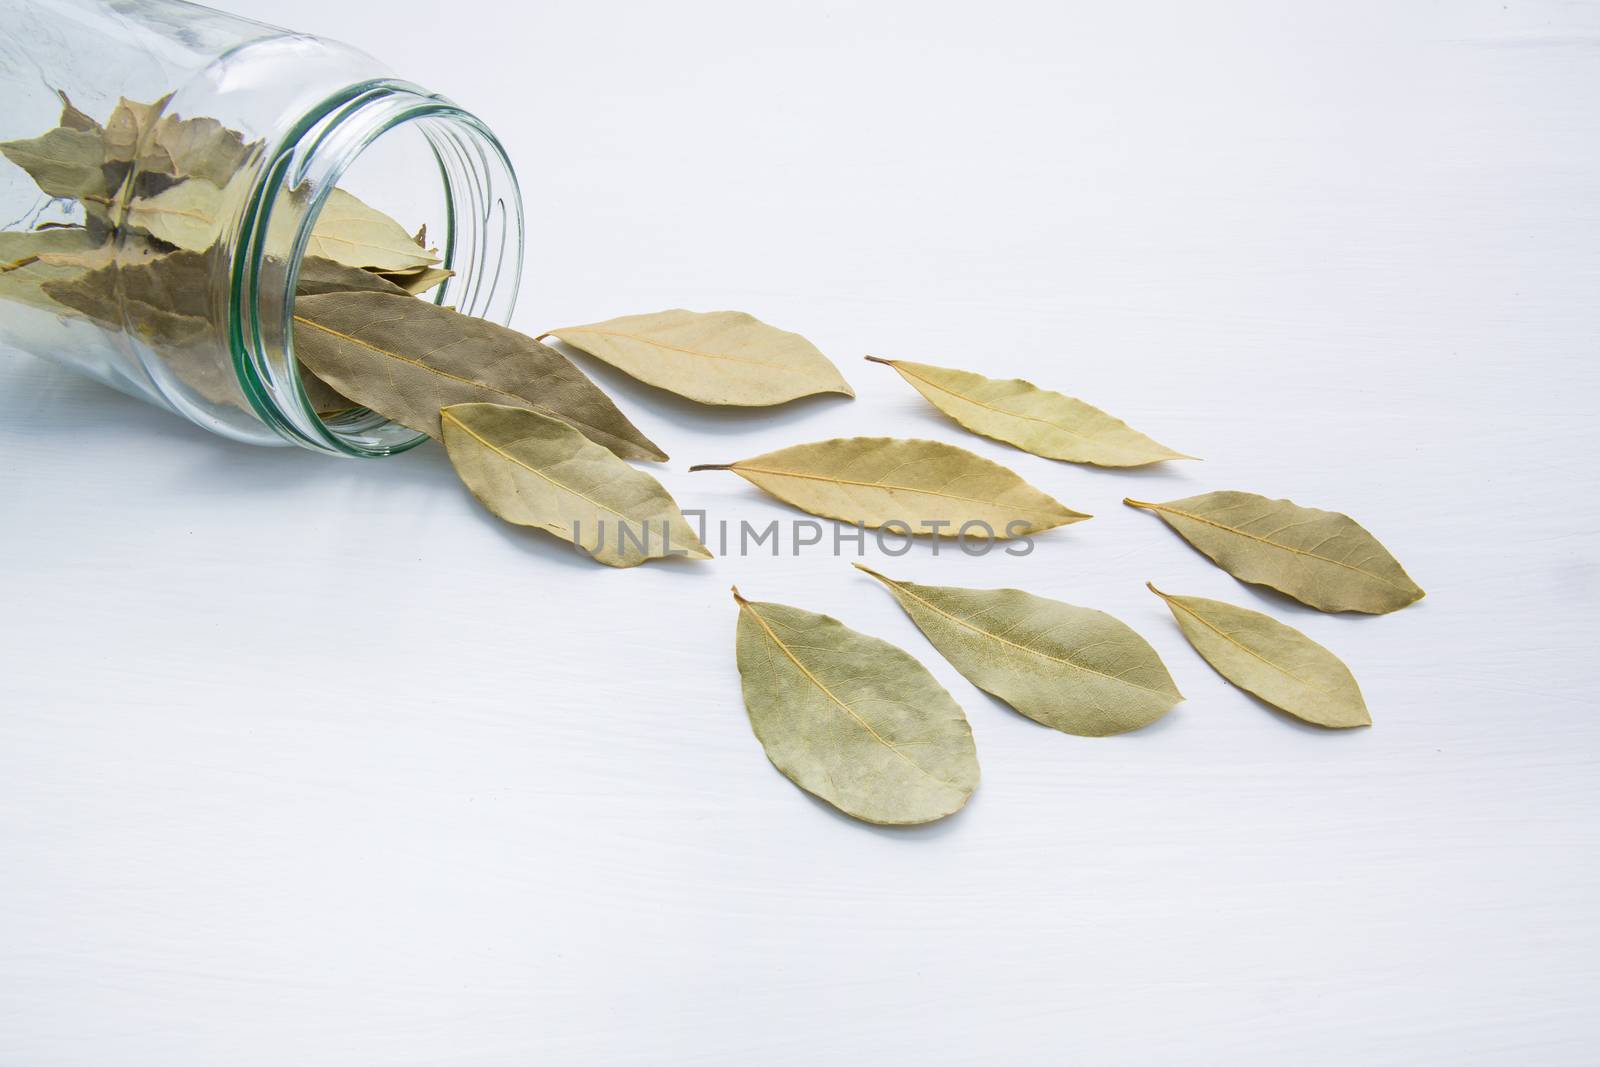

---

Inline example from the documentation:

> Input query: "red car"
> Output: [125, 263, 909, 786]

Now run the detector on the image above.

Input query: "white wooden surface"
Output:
[3, 1, 1597, 1062]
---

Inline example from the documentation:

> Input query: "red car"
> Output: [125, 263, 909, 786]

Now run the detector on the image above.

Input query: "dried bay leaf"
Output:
[300, 371, 360, 417]
[42, 250, 247, 408]
[441, 404, 709, 567]
[373, 264, 453, 296]
[293, 291, 667, 460]
[1126, 491, 1424, 614]
[732, 588, 979, 825]
[301, 187, 440, 272]
[690, 437, 1088, 536]
[33, 234, 169, 272]
[1148, 584, 1370, 728]
[150, 114, 251, 186]
[543, 309, 854, 406]
[0, 126, 114, 200]
[0, 228, 102, 313]
[123, 174, 233, 250]
[865, 355, 1194, 467]
[103, 95, 171, 166]
[293, 255, 413, 297]
[856, 564, 1181, 736]
[129, 179, 439, 273]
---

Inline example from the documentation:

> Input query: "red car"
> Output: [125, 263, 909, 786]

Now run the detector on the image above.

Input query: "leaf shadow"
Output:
[1226, 572, 1429, 626]
[544, 338, 858, 441]
[1067, 458, 1204, 483]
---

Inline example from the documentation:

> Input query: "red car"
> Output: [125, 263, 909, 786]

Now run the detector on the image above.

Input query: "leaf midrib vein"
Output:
[1163, 595, 1335, 697]
[898, 362, 1125, 450]
[1133, 501, 1412, 591]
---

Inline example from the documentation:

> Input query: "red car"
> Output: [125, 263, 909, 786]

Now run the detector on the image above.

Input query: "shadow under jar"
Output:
[0, 0, 524, 455]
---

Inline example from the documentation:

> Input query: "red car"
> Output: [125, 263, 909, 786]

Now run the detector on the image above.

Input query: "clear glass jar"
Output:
[0, 0, 523, 455]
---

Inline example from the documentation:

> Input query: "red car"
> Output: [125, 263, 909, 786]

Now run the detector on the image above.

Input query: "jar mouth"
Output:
[233, 80, 524, 457]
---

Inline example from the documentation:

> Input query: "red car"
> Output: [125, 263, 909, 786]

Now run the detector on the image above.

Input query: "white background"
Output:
[3, 0, 1597, 1063]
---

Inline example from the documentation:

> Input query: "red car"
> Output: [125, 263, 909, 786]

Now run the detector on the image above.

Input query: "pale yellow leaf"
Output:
[1149, 583, 1370, 728]
[867, 355, 1194, 466]
[441, 404, 709, 567]
[691, 436, 1089, 536]
[545, 309, 854, 406]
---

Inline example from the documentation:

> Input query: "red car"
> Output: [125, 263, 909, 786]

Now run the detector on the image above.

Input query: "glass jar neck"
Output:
[232, 80, 523, 457]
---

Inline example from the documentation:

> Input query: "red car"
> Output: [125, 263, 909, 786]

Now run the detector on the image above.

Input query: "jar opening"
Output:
[236, 81, 523, 457]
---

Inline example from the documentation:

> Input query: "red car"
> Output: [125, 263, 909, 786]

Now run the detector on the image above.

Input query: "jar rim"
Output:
[232, 79, 525, 457]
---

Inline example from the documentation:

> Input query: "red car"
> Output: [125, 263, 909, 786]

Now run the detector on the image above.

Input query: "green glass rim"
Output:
[230, 79, 523, 457]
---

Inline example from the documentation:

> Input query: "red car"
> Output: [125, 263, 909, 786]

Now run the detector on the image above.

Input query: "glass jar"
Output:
[0, 0, 523, 455]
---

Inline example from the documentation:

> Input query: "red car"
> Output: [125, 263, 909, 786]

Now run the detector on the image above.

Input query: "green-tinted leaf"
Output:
[1126, 491, 1424, 614]
[691, 436, 1088, 536]
[42, 249, 247, 408]
[0, 126, 112, 200]
[733, 588, 979, 825]
[293, 291, 667, 460]
[293, 255, 414, 297]
[857, 564, 1181, 736]
[866, 355, 1193, 466]
[1149, 583, 1370, 728]
[441, 404, 709, 567]
[545, 309, 854, 406]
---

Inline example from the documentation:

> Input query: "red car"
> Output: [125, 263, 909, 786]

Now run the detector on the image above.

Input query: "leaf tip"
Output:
[730, 585, 749, 605]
